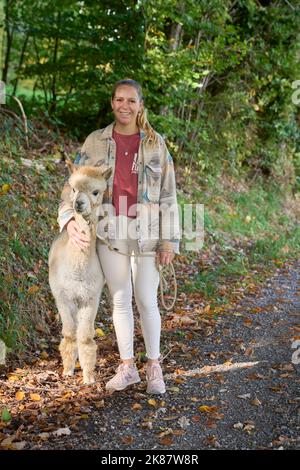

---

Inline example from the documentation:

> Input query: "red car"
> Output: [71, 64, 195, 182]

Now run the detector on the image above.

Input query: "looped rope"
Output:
[158, 262, 177, 311]
[98, 237, 177, 311]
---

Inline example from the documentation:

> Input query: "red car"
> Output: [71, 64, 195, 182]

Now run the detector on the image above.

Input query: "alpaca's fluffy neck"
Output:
[67, 213, 97, 267]
[75, 213, 97, 242]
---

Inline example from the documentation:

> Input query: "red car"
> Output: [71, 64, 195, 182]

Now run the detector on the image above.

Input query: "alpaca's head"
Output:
[68, 165, 112, 219]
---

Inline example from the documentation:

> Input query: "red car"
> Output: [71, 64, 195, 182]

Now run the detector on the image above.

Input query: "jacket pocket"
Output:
[145, 164, 161, 202]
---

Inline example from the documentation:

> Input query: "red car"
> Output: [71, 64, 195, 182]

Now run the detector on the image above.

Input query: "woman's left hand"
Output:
[156, 251, 175, 266]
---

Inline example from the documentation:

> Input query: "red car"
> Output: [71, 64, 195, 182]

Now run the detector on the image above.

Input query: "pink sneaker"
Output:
[106, 363, 141, 392]
[146, 363, 166, 394]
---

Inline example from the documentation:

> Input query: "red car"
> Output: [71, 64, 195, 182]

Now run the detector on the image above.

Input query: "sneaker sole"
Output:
[146, 387, 166, 394]
[106, 378, 141, 392]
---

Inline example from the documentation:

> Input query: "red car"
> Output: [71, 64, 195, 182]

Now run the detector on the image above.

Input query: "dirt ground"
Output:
[0, 261, 299, 452]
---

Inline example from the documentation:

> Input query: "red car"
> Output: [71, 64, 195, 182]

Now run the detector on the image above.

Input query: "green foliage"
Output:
[0, 157, 64, 352]
[1, 0, 300, 186]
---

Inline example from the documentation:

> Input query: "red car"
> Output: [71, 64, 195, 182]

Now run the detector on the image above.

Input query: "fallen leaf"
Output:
[244, 423, 255, 433]
[205, 420, 217, 429]
[203, 304, 211, 314]
[1, 183, 10, 195]
[174, 378, 185, 384]
[95, 328, 105, 337]
[251, 397, 262, 406]
[192, 415, 201, 423]
[198, 405, 218, 413]
[148, 399, 157, 407]
[12, 441, 27, 450]
[159, 437, 173, 446]
[27, 285, 40, 295]
[15, 391, 25, 401]
[122, 436, 134, 445]
[237, 394, 251, 400]
[30, 393, 41, 402]
[132, 403, 142, 411]
[223, 359, 233, 366]
[233, 422, 244, 429]
[172, 430, 185, 436]
[161, 415, 179, 421]
[203, 435, 220, 447]
[141, 420, 153, 429]
[178, 416, 190, 429]
[8, 375, 19, 382]
[38, 432, 51, 440]
[158, 428, 173, 437]
[52, 427, 71, 436]
[174, 369, 186, 375]
[40, 351, 49, 359]
[121, 418, 131, 425]
[0, 436, 14, 447]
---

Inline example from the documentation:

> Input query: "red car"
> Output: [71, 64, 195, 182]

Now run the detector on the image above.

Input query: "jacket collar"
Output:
[97, 122, 146, 141]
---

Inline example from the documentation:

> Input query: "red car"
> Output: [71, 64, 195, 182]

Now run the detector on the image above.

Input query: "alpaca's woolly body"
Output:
[48, 165, 111, 384]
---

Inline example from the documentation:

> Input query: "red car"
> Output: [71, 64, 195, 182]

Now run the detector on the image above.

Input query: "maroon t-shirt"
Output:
[112, 129, 140, 218]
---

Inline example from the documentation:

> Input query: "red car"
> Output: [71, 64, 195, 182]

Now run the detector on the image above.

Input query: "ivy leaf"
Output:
[1, 408, 12, 422]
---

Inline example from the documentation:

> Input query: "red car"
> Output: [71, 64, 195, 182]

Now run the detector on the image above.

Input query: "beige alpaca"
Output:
[48, 164, 112, 384]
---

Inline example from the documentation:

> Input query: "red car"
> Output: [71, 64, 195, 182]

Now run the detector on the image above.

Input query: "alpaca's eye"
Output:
[72, 188, 75, 192]
[93, 190, 99, 196]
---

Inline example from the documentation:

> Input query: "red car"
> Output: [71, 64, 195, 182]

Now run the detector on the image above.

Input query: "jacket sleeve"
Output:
[158, 140, 180, 254]
[57, 180, 75, 233]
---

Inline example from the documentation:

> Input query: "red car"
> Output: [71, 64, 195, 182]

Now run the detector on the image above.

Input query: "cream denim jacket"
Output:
[57, 122, 180, 254]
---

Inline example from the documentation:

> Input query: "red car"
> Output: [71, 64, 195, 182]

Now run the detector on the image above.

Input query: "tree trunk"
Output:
[170, 22, 183, 51]
[33, 37, 48, 107]
[49, 12, 61, 113]
[2, 0, 14, 83]
[12, 32, 30, 96]
[159, 7, 184, 117]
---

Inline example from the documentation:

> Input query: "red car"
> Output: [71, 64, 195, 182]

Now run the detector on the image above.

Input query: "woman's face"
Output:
[111, 85, 142, 128]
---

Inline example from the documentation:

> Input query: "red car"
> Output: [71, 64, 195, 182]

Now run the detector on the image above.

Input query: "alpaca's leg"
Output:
[77, 301, 98, 384]
[56, 299, 78, 377]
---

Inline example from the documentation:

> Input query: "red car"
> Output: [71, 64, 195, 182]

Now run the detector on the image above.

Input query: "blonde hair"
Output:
[111, 79, 159, 147]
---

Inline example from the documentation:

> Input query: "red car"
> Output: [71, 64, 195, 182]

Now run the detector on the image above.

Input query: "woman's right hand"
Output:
[66, 219, 90, 250]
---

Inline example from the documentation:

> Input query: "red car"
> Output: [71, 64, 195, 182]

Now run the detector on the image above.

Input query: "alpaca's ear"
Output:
[66, 158, 75, 174]
[102, 167, 113, 181]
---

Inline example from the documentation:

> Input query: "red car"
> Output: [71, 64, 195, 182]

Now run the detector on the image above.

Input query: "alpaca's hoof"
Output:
[63, 369, 74, 377]
[83, 373, 95, 385]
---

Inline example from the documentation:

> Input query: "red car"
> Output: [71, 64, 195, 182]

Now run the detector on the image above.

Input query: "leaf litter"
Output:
[0, 258, 299, 449]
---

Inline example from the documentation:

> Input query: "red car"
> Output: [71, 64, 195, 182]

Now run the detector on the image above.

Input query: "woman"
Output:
[58, 79, 180, 394]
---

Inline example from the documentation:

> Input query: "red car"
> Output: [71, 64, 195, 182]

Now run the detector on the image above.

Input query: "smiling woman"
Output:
[111, 85, 141, 133]
[57, 78, 180, 395]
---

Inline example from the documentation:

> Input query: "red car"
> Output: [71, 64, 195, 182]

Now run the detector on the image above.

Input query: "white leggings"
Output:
[96, 219, 161, 360]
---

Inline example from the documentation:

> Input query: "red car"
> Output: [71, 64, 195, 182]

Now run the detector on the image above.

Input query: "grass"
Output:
[179, 172, 300, 303]
[0, 154, 66, 354]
